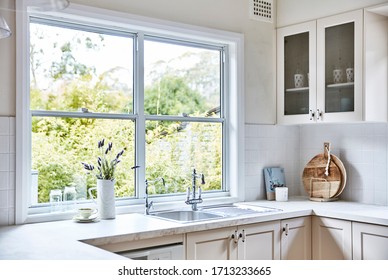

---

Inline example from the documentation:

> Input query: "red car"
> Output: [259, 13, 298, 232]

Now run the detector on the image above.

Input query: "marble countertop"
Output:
[1, 197, 388, 260]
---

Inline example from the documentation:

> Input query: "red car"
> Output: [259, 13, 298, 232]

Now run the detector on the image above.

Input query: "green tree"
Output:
[30, 23, 222, 203]
[144, 75, 207, 116]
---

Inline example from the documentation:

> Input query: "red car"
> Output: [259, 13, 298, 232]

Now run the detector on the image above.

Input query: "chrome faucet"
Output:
[145, 177, 165, 215]
[185, 169, 205, 211]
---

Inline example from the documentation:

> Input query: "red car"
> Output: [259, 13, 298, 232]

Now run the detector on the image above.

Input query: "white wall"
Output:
[0, 0, 16, 116]
[277, 0, 388, 27]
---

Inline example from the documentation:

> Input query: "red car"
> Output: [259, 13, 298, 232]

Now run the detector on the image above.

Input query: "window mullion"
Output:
[145, 115, 224, 123]
[221, 46, 228, 192]
[135, 32, 146, 200]
[31, 110, 137, 120]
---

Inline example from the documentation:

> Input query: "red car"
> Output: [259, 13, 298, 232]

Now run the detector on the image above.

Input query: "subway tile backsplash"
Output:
[245, 124, 300, 201]
[245, 123, 388, 206]
[1, 117, 387, 225]
[0, 117, 16, 226]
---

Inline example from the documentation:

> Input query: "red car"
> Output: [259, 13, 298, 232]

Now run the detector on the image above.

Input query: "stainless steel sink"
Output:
[149, 210, 224, 223]
[148, 204, 281, 223]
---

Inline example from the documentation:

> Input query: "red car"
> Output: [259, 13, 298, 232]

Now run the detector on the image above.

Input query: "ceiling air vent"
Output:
[249, 0, 273, 23]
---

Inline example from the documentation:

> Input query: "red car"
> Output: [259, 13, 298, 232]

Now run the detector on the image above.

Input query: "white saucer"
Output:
[73, 214, 99, 223]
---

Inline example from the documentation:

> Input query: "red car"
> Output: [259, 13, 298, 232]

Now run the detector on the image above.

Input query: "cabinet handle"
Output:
[283, 224, 289, 236]
[239, 230, 246, 243]
[309, 110, 315, 121]
[316, 109, 322, 121]
[231, 230, 239, 244]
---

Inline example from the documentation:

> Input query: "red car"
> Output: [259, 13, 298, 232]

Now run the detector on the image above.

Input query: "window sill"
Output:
[24, 195, 240, 224]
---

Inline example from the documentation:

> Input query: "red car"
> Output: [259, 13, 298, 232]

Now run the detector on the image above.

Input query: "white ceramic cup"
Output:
[333, 69, 343, 84]
[294, 74, 305, 88]
[78, 207, 98, 219]
[346, 68, 354, 83]
[275, 187, 288, 202]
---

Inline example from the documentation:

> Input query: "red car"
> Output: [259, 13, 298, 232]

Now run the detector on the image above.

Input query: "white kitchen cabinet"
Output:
[312, 216, 352, 260]
[238, 221, 281, 260]
[277, 20, 316, 124]
[186, 226, 237, 260]
[186, 221, 280, 260]
[363, 4, 388, 122]
[353, 222, 388, 260]
[277, 10, 363, 124]
[280, 216, 311, 260]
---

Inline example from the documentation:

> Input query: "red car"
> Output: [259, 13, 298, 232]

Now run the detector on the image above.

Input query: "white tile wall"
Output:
[245, 123, 388, 206]
[300, 123, 388, 205]
[244, 124, 300, 201]
[0, 117, 15, 226]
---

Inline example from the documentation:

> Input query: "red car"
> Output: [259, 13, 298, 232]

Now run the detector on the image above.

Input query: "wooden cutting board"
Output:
[302, 143, 344, 201]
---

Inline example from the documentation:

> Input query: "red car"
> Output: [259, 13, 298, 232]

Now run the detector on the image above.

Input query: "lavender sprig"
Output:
[81, 139, 125, 181]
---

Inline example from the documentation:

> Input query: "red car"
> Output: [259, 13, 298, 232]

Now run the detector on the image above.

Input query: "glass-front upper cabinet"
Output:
[277, 21, 316, 124]
[277, 10, 363, 124]
[317, 10, 363, 122]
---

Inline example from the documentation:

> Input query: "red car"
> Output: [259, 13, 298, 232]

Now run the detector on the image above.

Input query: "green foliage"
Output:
[30, 29, 222, 203]
[144, 76, 207, 116]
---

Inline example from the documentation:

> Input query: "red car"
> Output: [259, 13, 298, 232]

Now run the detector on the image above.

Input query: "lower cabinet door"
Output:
[238, 221, 281, 260]
[186, 226, 238, 260]
[353, 222, 388, 260]
[312, 216, 352, 260]
[281, 216, 311, 260]
[186, 221, 280, 260]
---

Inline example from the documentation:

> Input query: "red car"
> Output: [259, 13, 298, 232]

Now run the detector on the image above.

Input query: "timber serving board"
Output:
[302, 143, 346, 201]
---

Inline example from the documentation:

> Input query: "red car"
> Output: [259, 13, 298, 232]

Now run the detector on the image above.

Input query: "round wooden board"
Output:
[302, 153, 342, 199]
[331, 154, 347, 198]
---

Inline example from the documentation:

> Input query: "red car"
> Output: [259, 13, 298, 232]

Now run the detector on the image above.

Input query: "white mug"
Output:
[275, 187, 288, 202]
[333, 69, 343, 84]
[294, 74, 305, 88]
[346, 68, 354, 83]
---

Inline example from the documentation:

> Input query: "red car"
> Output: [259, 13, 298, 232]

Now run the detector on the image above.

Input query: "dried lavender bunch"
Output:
[81, 139, 124, 181]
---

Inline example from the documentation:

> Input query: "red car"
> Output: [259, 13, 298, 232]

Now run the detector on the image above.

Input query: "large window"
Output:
[16, 2, 244, 223]
[30, 19, 137, 204]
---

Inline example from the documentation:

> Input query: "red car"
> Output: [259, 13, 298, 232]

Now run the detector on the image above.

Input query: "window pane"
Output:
[30, 21, 134, 114]
[145, 121, 222, 195]
[31, 117, 135, 204]
[144, 39, 221, 117]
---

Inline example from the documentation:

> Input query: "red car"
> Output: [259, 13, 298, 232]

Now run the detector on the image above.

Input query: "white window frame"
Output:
[15, 1, 245, 224]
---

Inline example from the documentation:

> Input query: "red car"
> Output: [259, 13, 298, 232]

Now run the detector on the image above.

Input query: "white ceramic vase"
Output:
[88, 179, 116, 219]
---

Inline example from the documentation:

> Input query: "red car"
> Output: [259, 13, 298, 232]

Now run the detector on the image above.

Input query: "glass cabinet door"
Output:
[324, 22, 355, 113]
[277, 21, 316, 124]
[284, 32, 310, 116]
[317, 10, 363, 122]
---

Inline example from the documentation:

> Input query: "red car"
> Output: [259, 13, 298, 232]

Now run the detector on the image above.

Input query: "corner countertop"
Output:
[1, 197, 388, 260]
